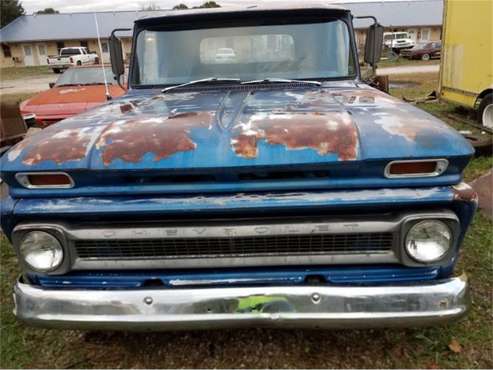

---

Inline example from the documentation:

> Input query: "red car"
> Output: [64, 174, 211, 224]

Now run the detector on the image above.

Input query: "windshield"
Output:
[414, 43, 430, 50]
[384, 33, 409, 40]
[134, 19, 355, 86]
[395, 33, 409, 39]
[55, 67, 116, 86]
[61, 48, 83, 56]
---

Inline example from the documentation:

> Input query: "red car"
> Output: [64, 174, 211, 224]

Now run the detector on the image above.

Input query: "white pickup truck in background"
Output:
[383, 32, 415, 52]
[47, 47, 99, 73]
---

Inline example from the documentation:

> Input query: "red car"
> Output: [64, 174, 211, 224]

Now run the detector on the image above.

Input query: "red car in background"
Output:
[400, 41, 442, 60]
[20, 65, 125, 127]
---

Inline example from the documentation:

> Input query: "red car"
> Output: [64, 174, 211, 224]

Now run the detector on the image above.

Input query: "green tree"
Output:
[36, 8, 59, 14]
[172, 3, 189, 10]
[1, 0, 25, 28]
[198, 1, 220, 8]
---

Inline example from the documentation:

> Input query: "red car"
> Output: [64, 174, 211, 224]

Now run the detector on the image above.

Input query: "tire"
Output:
[94, 57, 100, 64]
[421, 53, 430, 61]
[52, 68, 60, 73]
[76, 60, 82, 66]
[478, 93, 493, 129]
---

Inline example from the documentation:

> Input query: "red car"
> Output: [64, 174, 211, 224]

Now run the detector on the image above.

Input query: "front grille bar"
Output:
[66, 218, 402, 268]
[13, 210, 460, 271]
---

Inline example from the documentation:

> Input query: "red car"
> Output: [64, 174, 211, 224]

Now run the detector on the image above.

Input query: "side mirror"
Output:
[364, 23, 384, 67]
[109, 28, 131, 87]
[49, 82, 55, 88]
[109, 33, 125, 79]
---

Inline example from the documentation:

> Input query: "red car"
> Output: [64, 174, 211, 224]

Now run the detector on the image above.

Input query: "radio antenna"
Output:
[94, 13, 111, 101]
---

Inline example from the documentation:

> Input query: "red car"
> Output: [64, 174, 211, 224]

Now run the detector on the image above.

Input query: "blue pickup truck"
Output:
[1, 3, 477, 330]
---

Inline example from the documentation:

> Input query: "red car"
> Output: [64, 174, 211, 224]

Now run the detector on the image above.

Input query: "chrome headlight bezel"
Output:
[400, 215, 460, 266]
[18, 231, 64, 272]
[13, 226, 71, 275]
[405, 220, 452, 263]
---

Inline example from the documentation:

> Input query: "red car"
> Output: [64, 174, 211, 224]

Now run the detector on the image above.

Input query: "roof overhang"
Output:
[135, 4, 349, 28]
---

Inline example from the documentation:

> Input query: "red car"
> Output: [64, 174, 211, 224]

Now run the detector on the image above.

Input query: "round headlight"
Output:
[19, 231, 63, 272]
[405, 220, 452, 263]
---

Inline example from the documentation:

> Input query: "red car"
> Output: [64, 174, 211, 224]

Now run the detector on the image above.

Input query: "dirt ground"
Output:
[0, 75, 57, 95]
[0, 67, 492, 369]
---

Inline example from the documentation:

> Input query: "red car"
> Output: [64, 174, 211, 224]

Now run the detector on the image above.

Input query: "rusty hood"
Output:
[3, 83, 473, 173]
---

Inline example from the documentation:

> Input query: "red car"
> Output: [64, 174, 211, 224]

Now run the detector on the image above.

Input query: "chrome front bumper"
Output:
[14, 274, 469, 330]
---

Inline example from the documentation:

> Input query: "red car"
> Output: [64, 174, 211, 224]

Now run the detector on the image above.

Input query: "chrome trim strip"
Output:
[384, 159, 449, 179]
[13, 274, 469, 330]
[60, 220, 398, 239]
[15, 172, 75, 189]
[74, 253, 398, 270]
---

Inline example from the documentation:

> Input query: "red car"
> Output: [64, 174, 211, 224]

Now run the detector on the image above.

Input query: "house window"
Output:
[101, 41, 109, 53]
[1, 43, 12, 57]
[420, 28, 431, 41]
[80, 40, 88, 48]
[56, 41, 65, 53]
[37, 44, 47, 56]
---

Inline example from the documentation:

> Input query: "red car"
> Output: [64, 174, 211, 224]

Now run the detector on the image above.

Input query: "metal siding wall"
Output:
[440, 0, 493, 107]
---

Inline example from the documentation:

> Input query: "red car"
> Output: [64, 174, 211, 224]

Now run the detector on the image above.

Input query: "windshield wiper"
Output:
[161, 77, 241, 93]
[241, 78, 322, 86]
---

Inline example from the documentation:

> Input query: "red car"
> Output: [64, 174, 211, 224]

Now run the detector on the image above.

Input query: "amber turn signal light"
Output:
[16, 172, 74, 189]
[385, 159, 448, 178]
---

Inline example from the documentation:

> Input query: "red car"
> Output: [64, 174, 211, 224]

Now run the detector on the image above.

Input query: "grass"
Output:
[0, 69, 492, 369]
[0, 66, 53, 81]
[378, 57, 440, 68]
[463, 157, 493, 182]
[0, 93, 35, 105]
[389, 72, 439, 100]
[389, 72, 490, 135]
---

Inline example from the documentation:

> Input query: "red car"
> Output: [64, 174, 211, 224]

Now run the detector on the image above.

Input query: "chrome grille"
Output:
[74, 233, 394, 259]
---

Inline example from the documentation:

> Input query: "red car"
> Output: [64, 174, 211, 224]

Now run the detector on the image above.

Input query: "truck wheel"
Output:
[76, 60, 82, 66]
[421, 53, 430, 61]
[478, 93, 493, 128]
[53, 68, 60, 73]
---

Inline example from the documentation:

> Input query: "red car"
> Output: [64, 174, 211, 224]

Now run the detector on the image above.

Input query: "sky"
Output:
[21, 0, 412, 14]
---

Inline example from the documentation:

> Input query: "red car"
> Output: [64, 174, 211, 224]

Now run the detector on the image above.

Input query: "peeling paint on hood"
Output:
[2, 84, 473, 173]
[231, 111, 358, 160]
[96, 111, 215, 165]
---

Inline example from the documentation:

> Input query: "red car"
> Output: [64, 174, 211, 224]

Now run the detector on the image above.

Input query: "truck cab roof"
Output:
[135, 1, 349, 25]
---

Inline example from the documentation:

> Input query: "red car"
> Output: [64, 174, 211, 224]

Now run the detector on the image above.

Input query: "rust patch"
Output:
[232, 134, 258, 158]
[452, 182, 479, 203]
[291, 90, 334, 107]
[283, 89, 396, 110]
[119, 102, 135, 114]
[97, 111, 214, 165]
[21, 128, 95, 165]
[332, 89, 397, 105]
[232, 112, 358, 160]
